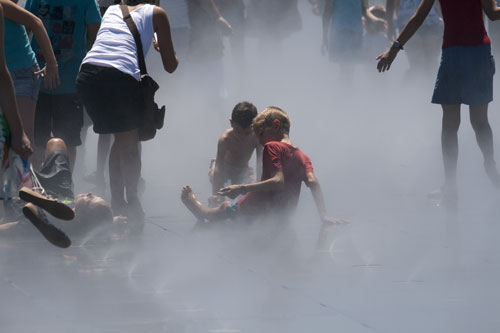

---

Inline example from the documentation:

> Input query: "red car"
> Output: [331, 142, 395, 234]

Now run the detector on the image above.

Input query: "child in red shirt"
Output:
[181, 106, 346, 224]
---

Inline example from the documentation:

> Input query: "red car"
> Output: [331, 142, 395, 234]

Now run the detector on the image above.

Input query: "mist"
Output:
[2, 1, 500, 332]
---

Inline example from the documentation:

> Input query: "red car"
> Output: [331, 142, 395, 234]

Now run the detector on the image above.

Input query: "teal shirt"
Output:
[330, 0, 363, 33]
[25, 0, 101, 94]
[4, 18, 38, 70]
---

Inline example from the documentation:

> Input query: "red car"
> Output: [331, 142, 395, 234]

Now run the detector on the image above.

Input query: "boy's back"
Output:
[219, 127, 258, 168]
[238, 141, 313, 215]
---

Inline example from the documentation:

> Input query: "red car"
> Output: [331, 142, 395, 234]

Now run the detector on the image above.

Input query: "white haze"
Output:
[1, 1, 500, 332]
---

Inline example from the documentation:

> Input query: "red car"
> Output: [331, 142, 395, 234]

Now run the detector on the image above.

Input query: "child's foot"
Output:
[181, 186, 205, 220]
[19, 187, 75, 220]
[484, 161, 500, 189]
[22, 203, 71, 248]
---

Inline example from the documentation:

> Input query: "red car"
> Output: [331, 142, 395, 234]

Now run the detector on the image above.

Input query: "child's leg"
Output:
[469, 104, 500, 186]
[181, 185, 232, 221]
[441, 104, 461, 190]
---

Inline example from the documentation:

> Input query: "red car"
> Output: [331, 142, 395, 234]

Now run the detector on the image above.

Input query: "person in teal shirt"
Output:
[25, 0, 100, 169]
[2, 0, 59, 162]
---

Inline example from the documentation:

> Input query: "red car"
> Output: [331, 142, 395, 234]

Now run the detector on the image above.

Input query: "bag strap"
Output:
[119, 3, 148, 76]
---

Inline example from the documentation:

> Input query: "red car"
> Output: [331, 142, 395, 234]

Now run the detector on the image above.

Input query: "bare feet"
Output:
[181, 186, 205, 220]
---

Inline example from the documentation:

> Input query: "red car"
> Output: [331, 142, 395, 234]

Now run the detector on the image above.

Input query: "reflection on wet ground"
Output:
[1, 195, 500, 333]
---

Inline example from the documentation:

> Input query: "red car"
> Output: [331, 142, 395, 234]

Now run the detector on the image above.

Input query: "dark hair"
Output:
[231, 102, 258, 129]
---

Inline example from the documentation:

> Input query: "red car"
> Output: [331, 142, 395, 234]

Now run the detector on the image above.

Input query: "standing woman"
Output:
[377, 0, 500, 209]
[77, 0, 178, 222]
[1, 0, 59, 157]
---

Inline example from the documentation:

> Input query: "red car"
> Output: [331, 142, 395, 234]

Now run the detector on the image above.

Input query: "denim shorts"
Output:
[9, 65, 41, 100]
[432, 44, 495, 105]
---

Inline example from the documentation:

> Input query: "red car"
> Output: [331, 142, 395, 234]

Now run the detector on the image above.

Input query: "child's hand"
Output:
[218, 185, 244, 199]
[217, 16, 232, 35]
[35, 63, 60, 90]
[11, 131, 33, 160]
[322, 216, 350, 225]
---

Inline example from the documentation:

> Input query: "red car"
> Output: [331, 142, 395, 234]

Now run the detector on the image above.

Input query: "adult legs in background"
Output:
[441, 104, 461, 197]
[469, 104, 500, 187]
[109, 129, 142, 220]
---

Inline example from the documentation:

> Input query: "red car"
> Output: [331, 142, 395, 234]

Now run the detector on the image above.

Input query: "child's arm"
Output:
[0, 4, 32, 160]
[481, 0, 500, 21]
[305, 172, 349, 224]
[376, 0, 435, 72]
[200, 0, 232, 35]
[361, 0, 387, 31]
[218, 170, 285, 199]
[211, 136, 228, 195]
[321, 0, 333, 55]
[2, 0, 59, 90]
[255, 143, 263, 181]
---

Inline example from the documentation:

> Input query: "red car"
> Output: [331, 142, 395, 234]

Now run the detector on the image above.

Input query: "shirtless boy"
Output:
[208, 101, 262, 205]
[184, 106, 346, 224]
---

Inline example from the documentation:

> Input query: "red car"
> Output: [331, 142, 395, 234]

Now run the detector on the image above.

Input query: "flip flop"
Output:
[22, 203, 71, 249]
[19, 187, 75, 221]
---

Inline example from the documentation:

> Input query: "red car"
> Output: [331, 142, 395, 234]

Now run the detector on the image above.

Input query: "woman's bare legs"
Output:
[441, 104, 461, 192]
[109, 130, 142, 218]
[469, 104, 500, 187]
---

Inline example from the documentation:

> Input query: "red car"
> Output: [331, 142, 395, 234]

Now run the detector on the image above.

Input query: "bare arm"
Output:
[211, 136, 228, 194]
[1, 0, 59, 89]
[152, 6, 178, 73]
[305, 172, 348, 224]
[200, 0, 232, 34]
[376, 0, 435, 72]
[481, 0, 500, 21]
[86, 22, 99, 46]
[0, 3, 32, 159]
[218, 169, 285, 198]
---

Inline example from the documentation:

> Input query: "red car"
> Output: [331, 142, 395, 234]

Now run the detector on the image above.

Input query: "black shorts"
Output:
[35, 150, 74, 201]
[35, 92, 84, 147]
[76, 64, 145, 134]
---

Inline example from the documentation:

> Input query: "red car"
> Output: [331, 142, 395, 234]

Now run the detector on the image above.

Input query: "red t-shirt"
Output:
[440, 0, 490, 49]
[237, 141, 313, 216]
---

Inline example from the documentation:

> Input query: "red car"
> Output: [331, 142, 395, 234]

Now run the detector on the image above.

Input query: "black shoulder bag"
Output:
[120, 4, 165, 141]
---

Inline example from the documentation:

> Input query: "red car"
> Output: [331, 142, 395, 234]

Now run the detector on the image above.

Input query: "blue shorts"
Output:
[432, 44, 495, 105]
[9, 65, 41, 100]
[328, 29, 362, 63]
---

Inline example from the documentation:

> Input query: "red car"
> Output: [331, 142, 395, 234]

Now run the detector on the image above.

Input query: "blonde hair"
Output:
[252, 106, 291, 134]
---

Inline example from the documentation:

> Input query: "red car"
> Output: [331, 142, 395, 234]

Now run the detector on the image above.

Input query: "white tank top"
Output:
[82, 4, 155, 80]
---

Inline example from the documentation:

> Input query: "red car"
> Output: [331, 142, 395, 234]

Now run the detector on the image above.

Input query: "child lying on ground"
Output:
[208, 101, 262, 206]
[183, 106, 347, 224]
[0, 138, 127, 248]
